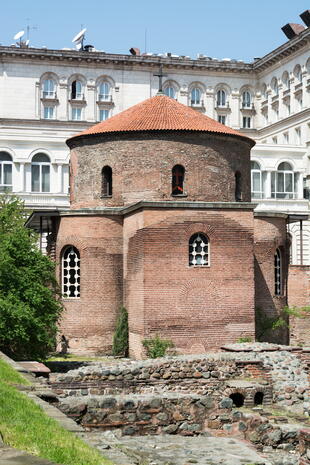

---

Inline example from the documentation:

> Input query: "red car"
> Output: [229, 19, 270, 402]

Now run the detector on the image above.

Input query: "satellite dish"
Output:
[25, 39, 30, 46]
[72, 28, 87, 43]
[14, 30, 25, 40]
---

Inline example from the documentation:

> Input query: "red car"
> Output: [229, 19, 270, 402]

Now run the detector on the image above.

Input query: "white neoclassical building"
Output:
[0, 13, 309, 263]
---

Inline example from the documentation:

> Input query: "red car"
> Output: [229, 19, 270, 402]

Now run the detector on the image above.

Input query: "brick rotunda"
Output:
[28, 95, 289, 358]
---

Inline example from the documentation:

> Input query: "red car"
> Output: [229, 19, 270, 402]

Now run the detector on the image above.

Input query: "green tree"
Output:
[0, 196, 63, 360]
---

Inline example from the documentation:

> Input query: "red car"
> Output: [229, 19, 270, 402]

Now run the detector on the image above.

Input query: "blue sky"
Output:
[1, 0, 309, 61]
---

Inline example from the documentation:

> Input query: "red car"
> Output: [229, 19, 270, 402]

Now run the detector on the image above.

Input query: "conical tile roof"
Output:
[67, 94, 255, 146]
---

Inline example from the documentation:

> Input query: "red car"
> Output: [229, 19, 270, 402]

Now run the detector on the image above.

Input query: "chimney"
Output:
[281, 23, 305, 40]
[300, 10, 310, 27]
[129, 47, 140, 56]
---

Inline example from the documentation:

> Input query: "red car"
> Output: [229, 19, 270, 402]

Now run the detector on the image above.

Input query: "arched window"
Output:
[62, 246, 80, 298]
[217, 89, 226, 107]
[235, 171, 242, 201]
[261, 84, 267, 100]
[274, 248, 282, 296]
[242, 91, 251, 108]
[189, 233, 209, 266]
[101, 166, 112, 196]
[71, 80, 83, 100]
[191, 88, 201, 106]
[98, 82, 110, 101]
[251, 161, 262, 199]
[271, 78, 279, 96]
[164, 86, 176, 99]
[294, 65, 302, 83]
[282, 71, 290, 90]
[0, 152, 13, 192]
[31, 153, 50, 193]
[42, 79, 56, 99]
[271, 162, 296, 199]
[172, 165, 185, 196]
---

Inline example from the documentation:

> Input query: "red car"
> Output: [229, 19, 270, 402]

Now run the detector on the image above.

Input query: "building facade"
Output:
[0, 18, 309, 263]
[28, 95, 290, 357]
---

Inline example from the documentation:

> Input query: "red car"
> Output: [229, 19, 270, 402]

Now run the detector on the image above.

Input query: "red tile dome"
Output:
[67, 94, 255, 146]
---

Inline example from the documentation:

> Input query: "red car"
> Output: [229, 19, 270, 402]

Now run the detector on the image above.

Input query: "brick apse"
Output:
[28, 95, 290, 358]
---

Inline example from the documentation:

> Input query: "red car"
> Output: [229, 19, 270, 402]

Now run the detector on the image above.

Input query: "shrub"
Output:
[142, 335, 174, 358]
[112, 306, 128, 357]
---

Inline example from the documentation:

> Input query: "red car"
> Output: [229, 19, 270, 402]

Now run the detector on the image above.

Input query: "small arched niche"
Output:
[229, 392, 245, 407]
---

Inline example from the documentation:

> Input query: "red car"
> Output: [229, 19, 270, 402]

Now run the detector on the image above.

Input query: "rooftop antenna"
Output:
[153, 64, 167, 94]
[13, 30, 25, 47]
[26, 18, 38, 42]
[144, 28, 147, 54]
[72, 27, 87, 51]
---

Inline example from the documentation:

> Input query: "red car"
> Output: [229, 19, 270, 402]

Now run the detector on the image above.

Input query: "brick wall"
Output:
[69, 132, 252, 209]
[124, 208, 255, 358]
[254, 216, 289, 344]
[56, 215, 123, 353]
[288, 265, 310, 346]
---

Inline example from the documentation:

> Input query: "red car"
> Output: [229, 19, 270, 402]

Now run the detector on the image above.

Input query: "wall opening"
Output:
[254, 391, 264, 405]
[229, 392, 245, 407]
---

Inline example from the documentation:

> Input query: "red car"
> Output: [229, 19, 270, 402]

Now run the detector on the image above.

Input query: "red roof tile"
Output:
[67, 94, 255, 146]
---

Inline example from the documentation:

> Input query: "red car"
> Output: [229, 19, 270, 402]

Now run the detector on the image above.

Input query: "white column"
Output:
[86, 83, 96, 122]
[25, 163, 31, 193]
[19, 163, 25, 192]
[58, 82, 68, 121]
[57, 165, 63, 193]
[265, 171, 271, 199]
[297, 172, 304, 199]
[230, 90, 240, 129]
[205, 88, 214, 119]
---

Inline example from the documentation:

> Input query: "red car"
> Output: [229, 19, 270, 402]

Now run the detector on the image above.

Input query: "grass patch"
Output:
[0, 359, 111, 465]
[0, 359, 30, 386]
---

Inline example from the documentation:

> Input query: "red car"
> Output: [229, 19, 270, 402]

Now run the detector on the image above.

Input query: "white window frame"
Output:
[243, 116, 251, 128]
[99, 109, 110, 121]
[43, 106, 55, 120]
[0, 154, 13, 192]
[217, 89, 226, 107]
[242, 91, 251, 108]
[31, 156, 51, 193]
[190, 87, 201, 106]
[98, 82, 111, 101]
[251, 161, 262, 199]
[42, 79, 56, 99]
[72, 107, 82, 121]
[218, 115, 226, 125]
[164, 86, 176, 99]
[62, 246, 80, 298]
[189, 233, 210, 267]
[271, 162, 296, 199]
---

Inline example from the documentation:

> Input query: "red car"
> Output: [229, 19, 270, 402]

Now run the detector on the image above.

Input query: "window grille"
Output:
[172, 165, 185, 195]
[42, 79, 56, 99]
[99, 82, 110, 101]
[62, 246, 80, 298]
[31, 153, 50, 193]
[271, 162, 296, 199]
[217, 89, 226, 107]
[274, 248, 282, 296]
[189, 233, 209, 266]
[191, 88, 201, 105]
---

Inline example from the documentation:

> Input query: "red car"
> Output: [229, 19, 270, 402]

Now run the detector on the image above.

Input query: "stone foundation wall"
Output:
[299, 429, 310, 465]
[50, 355, 270, 398]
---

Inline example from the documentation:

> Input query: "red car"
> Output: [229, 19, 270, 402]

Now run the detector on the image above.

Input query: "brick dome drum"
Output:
[67, 95, 255, 209]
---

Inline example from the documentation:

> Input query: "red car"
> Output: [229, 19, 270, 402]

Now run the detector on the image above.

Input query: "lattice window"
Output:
[189, 233, 209, 266]
[62, 246, 80, 298]
[274, 248, 282, 296]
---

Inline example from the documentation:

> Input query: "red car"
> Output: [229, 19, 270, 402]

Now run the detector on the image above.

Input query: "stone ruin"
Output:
[45, 343, 310, 464]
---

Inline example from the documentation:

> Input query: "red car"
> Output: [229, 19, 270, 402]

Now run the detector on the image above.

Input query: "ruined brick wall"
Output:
[124, 208, 255, 358]
[69, 132, 252, 209]
[288, 265, 310, 346]
[56, 215, 123, 353]
[254, 216, 289, 344]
